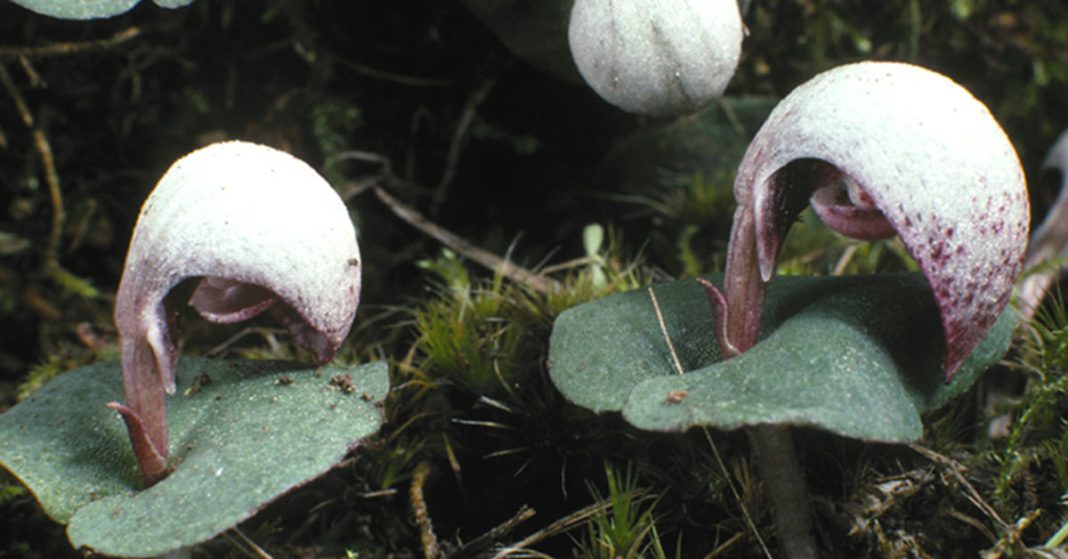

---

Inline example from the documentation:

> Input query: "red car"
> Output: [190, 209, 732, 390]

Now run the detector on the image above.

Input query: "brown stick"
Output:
[411, 461, 440, 559]
[373, 186, 562, 294]
[0, 27, 141, 59]
[0, 63, 63, 275]
[448, 505, 536, 558]
[430, 77, 496, 216]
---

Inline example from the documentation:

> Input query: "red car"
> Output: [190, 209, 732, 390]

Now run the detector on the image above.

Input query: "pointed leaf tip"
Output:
[734, 61, 1029, 378]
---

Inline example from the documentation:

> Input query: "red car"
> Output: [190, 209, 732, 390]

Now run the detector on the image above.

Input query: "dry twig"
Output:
[0, 27, 141, 59]
[448, 505, 537, 558]
[223, 527, 274, 559]
[648, 286, 686, 375]
[0, 63, 63, 274]
[493, 492, 626, 557]
[337, 56, 451, 88]
[412, 461, 441, 559]
[374, 186, 561, 294]
[910, 443, 1009, 532]
[430, 76, 496, 216]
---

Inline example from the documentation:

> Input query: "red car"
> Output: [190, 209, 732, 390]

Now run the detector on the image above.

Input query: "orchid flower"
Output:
[1019, 129, 1068, 319]
[710, 61, 1029, 379]
[111, 140, 362, 485]
[699, 60, 1030, 559]
[567, 0, 743, 116]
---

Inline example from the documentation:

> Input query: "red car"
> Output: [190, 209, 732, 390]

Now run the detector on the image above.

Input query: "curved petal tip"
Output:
[735, 62, 1029, 379]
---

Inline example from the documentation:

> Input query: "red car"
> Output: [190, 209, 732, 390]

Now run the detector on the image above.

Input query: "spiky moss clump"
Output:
[411, 244, 645, 398]
[401, 246, 649, 468]
[573, 465, 669, 559]
[984, 296, 1068, 536]
[380, 245, 801, 557]
[323, 247, 653, 552]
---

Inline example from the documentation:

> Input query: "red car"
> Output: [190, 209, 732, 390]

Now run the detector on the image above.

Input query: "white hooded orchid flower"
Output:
[702, 60, 1029, 559]
[712, 61, 1029, 380]
[111, 140, 362, 484]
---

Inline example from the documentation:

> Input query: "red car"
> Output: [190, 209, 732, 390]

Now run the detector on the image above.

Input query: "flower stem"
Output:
[748, 426, 818, 559]
[721, 206, 767, 353]
[114, 338, 170, 486]
[717, 205, 819, 559]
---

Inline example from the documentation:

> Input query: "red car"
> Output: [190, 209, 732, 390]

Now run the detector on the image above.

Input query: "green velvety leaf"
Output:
[0, 357, 387, 557]
[9, 0, 193, 20]
[548, 273, 1015, 442]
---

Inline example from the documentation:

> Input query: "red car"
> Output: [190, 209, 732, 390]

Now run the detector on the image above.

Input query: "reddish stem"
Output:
[720, 206, 767, 354]
[115, 337, 171, 486]
[708, 202, 819, 559]
[697, 205, 768, 357]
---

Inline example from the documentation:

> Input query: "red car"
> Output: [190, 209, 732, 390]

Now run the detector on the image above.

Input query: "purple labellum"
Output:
[188, 278, 277, 324]
[112, 140, 362, 483]
[809, 175, 897, 240]
[732, 62, 1029, 379]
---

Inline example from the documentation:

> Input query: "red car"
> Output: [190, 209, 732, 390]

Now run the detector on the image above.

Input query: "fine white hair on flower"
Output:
[111, 140, 362, 482]
[116, 140, 362, 394]
[733, 61, 1029, 379]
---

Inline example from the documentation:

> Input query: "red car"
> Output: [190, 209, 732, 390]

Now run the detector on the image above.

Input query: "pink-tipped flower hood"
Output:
[733, 62, 1029, 378]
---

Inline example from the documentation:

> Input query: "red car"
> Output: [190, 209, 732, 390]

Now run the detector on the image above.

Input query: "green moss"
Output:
[992, 296, 1068, 509]
[411, 243, 645, 398]
[0, 481, 26, 506]
[574, 464, 667, 559]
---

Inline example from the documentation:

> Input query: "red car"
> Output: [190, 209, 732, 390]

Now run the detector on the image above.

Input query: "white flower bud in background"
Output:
[568, 0, 744, 116]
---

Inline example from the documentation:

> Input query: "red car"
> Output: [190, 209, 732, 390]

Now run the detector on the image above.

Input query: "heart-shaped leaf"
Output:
[0, 357, 387, 557]
[548, 273, 1014, 442]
